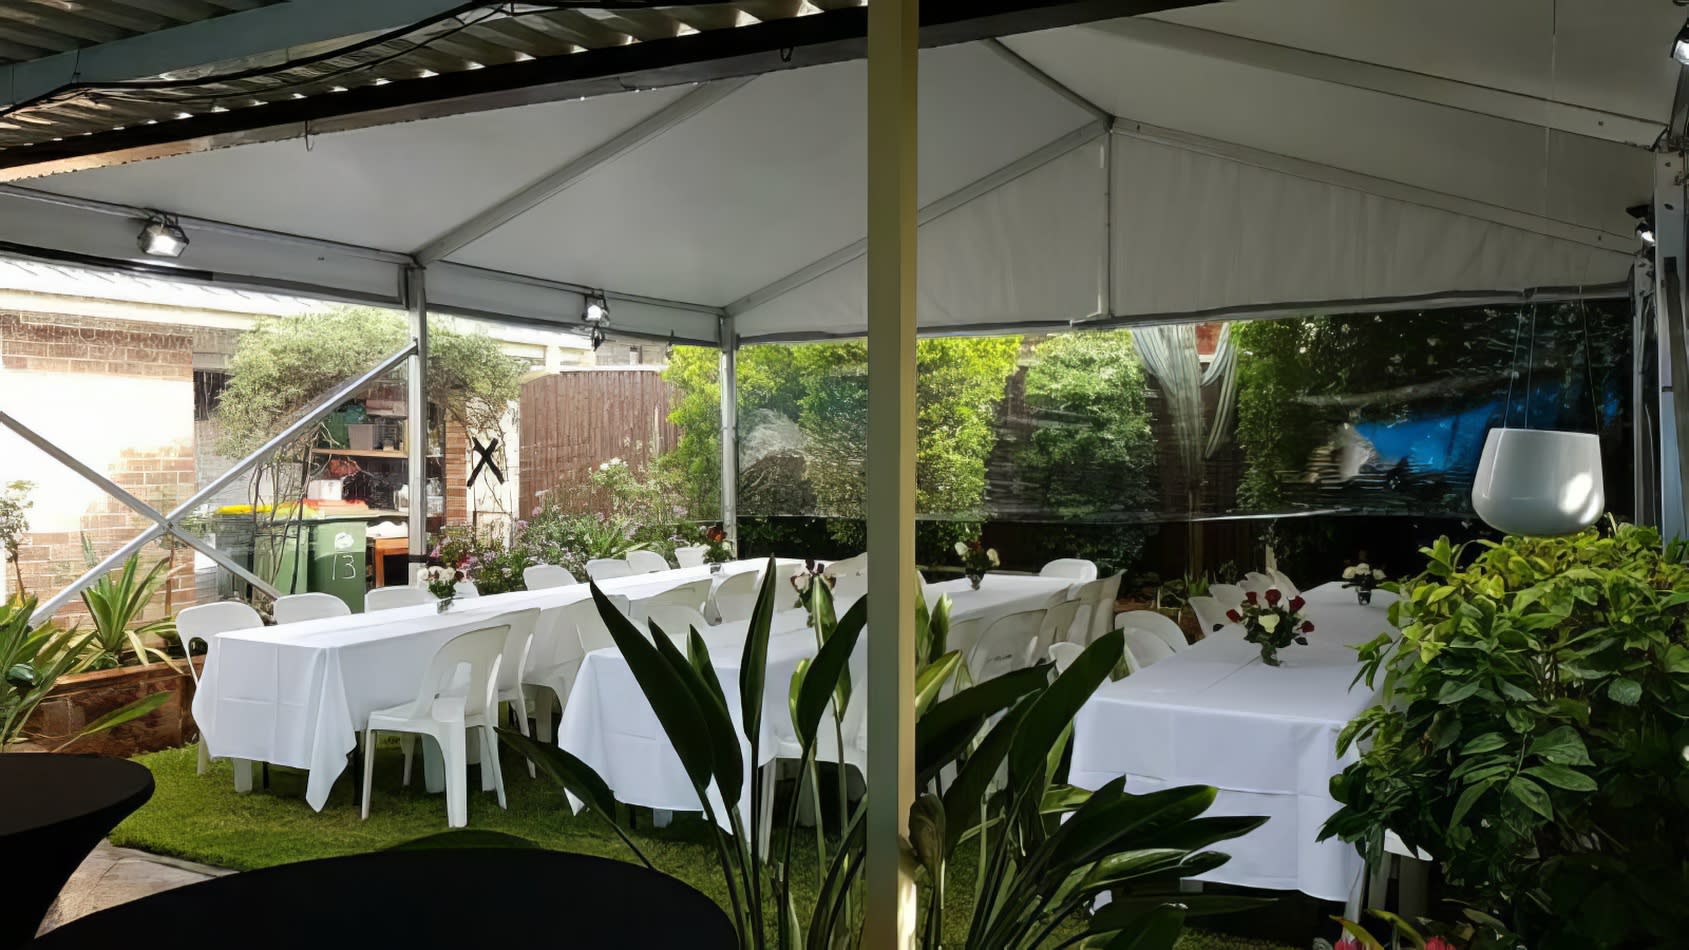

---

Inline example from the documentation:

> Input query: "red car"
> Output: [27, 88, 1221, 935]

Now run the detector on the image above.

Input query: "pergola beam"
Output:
[412, 78, 754, 264]
[1, 0, 465, 108]
[1086, 17, 1665, 149]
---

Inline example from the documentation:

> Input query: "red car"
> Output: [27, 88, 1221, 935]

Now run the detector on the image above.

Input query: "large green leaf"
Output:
[939, 700, 1032, 852]
[592, 584, 715, 791]
[738, 556, 781, 752]
[1098, 903, 1187, 950]
[791, 597, 865, 750]
[917, 664, 1049, 755]
[1089, 893, 1273, 925]
[497, 727, 619, 818]
[1008, 630, 1122, 789]
[649, 614, 743, 809]
[914, 651, 961, 717]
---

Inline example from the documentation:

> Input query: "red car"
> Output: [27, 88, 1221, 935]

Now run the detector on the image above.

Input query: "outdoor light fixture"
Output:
[1674, 19, 1689, 65]
[1471, 308, 1605, 537]
[582, 291, 610, 350]
[137, 213, 189, 258]
[1629, 203, 1656, 246]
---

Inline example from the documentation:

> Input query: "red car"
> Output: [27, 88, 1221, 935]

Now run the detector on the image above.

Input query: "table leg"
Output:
[1344, 866, 1365, 923]
[1366, 854, 1392, 911]
[232, 759, 254, 793]
[653, 810, 673, 829]
[423, 737, 446, 794]
[1398, 856, 1429, 919]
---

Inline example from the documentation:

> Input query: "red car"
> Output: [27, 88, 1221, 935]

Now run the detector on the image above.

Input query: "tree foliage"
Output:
[214, 307, 524, 456]
[1018, 330, 1156, 516]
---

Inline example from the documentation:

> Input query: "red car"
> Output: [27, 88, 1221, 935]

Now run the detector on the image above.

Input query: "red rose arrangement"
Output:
[1226, 585, 1314, 667]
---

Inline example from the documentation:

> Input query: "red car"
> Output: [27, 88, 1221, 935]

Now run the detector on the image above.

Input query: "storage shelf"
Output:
[311, 447, 405, 458]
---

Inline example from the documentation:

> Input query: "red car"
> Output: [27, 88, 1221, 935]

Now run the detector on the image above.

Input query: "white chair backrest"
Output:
[571, 594, 632, 654]
[454, 580, 480, 598]
[1268, 568, 1299, 597]
[1187, 595, 1233, 635]
[491, 609, 541, 693]
[586, 558, 634, 581]
[1208, 583, 1246, 609]
[674, 545, 708, 568]
[646, 605, 712, 644]
[175, 602, 264, 682]
[632, 578, 713, 621]
[1039, 558, 1098, 582]
[1087, 572, 1124, 644]
[1066, 577, 1108, 646]
[401, 625, 507, 723]
[1121, 627, 1176, 673]
[1241, 572, 1273, 596]
[711, 569, 762, 624]
[830, 571, 868, 608]
[272, 592, 349, 625]
[523, 563, 579, 590]
[945, 617, 984, 658]
[1037, 598, 1085, 655]
[1115, 610, 1189, 653]
[828, 552, 868, 577]
[626, 550, 671, 574]
[524, 605, 574, 671]
[966, 609, 1046, 683]
[1047, 641, 1084, 674]
[366, 586, 436, 612]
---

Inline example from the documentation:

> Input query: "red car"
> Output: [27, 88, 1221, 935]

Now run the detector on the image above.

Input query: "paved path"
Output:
[37, 842, 230, 937]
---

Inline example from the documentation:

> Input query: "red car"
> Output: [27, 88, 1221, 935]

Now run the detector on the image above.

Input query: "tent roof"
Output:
[0, 0, 1670, 345]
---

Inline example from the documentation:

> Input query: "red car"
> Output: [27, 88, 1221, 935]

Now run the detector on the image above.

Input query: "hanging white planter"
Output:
[1471, 428, 1604, 537]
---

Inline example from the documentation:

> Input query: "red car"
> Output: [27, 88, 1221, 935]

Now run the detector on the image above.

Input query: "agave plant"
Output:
[501, 557, 1266, 948]
[1, 595, 173, 750]
[79, 537, 179, 670]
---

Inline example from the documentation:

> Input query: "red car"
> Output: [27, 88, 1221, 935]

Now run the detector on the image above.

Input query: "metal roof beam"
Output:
[1, 0, 463, 108]
[1088, 16, 1665, 149]
[413, 77, 753, 264]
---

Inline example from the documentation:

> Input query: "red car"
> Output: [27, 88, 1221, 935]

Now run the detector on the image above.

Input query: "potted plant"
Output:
[1340, 560, 1386, 605]
[416, 565, 459, 612]
[701, 525, 733, 574]
[953, 538, 999, 590]
[1227, 587, 1313, 667]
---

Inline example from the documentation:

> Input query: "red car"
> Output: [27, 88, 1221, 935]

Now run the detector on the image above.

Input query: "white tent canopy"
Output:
[0, 0, 1671, 345]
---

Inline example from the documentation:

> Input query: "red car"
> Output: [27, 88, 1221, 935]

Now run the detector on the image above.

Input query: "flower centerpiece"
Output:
[417, 564, 459, 613]
[954, 539, 999, 590]
[790, 558, 834, 626]
[1341, 561, 1386, 605]
[1226, 587, 1313, 667]
[702, 525, 733, 574]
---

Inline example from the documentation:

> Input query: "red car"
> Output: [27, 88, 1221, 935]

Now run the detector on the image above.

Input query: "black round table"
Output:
[0, 753, 154, 950]
[33, 847, 738, 949]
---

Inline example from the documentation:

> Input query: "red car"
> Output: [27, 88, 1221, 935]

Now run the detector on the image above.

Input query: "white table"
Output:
[1070, 581, 1395, 903]
[558, 571, 1075, 827]
[192, 559, 782, 810]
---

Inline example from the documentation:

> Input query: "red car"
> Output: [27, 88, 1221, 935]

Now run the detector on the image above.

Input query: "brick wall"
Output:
[0, 311, 196, 621]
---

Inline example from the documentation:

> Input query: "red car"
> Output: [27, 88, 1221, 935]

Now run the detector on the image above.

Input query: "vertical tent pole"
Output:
[864, 0, 919, 945]
[719, 314, 739, 546]
[1655, 152, 1688, 541]
[406, 265, 429, 582]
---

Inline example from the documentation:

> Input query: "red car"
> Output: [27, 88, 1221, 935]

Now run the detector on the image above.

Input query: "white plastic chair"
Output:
[586, 558, 633, 581]
[366, 586, 436, 612]
[1085, 572, 1124, 644]
[1066, 577, 1108, 646]
[1115, 609, 1189, 653]
[828, 552, 868, 577]
[486, 609, 540, 774]
[272, 592, 349, 625]
[523, 563, 578, 590]
[1047, 641, 1083, 674]
[1121, 627, 1176, 674]
[361, 624, 509, 828]
[944, 617, 984, 659]
[966, 609, 1046, 684]
[674, 545, 708, 568]
[1188, 595, 1234, 635]
[571, 593, 632, 654]
[626, 550, 671, 574]
[710, 570, 762, 624]
[829, 571, 868, 608]
[454, 580, 480, 598]
[1208, 583, 1246, 609]
[1037, 598, 1085, 656]
[175, 601, 263, 775]
[520, 607, 578, 744]
[1039, 558, 1098, 582]
[631, 577, 713, 623]
[646, 605, 713, 644]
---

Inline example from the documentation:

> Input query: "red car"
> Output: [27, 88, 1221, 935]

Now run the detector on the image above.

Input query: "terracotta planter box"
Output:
[24, 658, 201, 757]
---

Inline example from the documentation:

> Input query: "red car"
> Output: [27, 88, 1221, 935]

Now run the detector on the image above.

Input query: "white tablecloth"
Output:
[1070, 581, 1395, 902]
[559, 571, 1075, 825]
[192, 559, 782, 810]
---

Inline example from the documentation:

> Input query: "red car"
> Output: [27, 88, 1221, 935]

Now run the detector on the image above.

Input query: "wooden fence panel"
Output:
[518, 368, 679, 516]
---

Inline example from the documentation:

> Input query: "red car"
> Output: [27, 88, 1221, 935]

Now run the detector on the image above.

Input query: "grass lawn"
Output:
[115, 745, 1301, 949]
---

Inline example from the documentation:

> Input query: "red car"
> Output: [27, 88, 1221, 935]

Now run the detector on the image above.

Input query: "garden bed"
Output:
[25, 658, 200, 756]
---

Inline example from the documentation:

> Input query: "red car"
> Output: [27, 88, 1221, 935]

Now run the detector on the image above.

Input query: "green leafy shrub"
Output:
[0, 480, 33, 596]
[79, 539, 177, 670]
[1321, 521, 1689, 949]
[434, 525, 531, 595]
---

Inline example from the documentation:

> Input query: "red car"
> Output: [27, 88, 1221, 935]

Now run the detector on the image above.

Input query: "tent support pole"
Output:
[864, 0, 919, 945]
[1655, 152, 1689, 542]
[718, 315, 739, 547]
[406, 266, 430, 583]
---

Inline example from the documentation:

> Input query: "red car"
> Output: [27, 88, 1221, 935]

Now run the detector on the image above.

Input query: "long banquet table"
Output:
[1069, 581, 1396, 904]
[557, 571, 1076, 826]
[192, 559, 790, 810]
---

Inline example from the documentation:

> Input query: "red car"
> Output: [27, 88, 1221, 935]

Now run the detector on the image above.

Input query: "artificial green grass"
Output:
[114, 745, 1296, 949]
